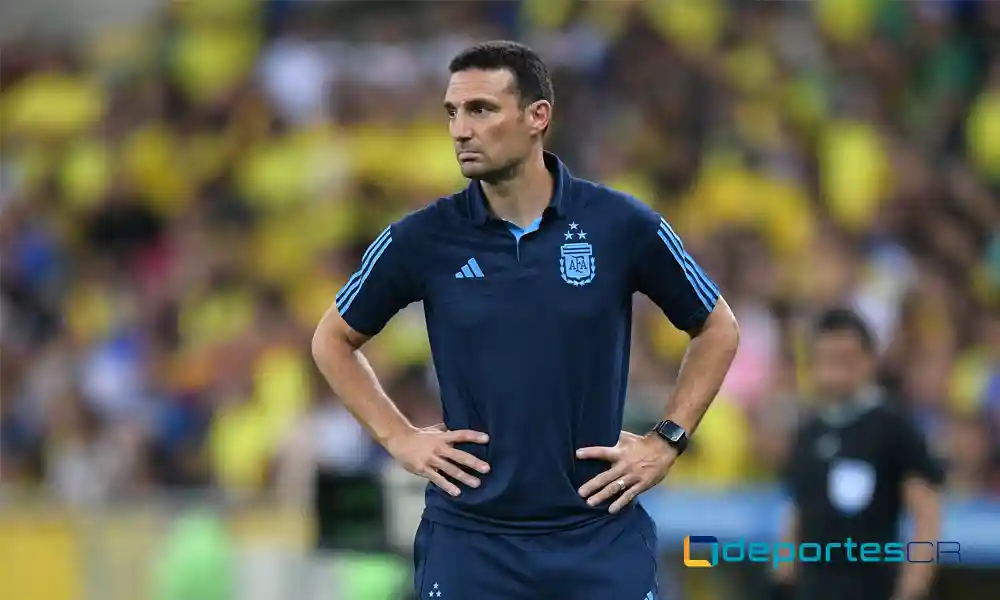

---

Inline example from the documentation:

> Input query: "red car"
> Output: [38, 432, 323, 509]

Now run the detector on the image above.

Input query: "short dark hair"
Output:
[448, 40, 554, 109]
[811, 308, 876, 354]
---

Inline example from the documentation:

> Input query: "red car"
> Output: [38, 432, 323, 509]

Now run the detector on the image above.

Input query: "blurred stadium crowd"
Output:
[2, 0, 1000, 510]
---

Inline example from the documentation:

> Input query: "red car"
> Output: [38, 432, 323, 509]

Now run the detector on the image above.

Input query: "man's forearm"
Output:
[894, 501, 940, 598]
[662, 301, 739, 432]
[775, 506, 799, 583]
[894, 531, 937, 600]
[311, 330, 415, 448]
[893, 478, 941, 600]
[894, 563, 935, 600]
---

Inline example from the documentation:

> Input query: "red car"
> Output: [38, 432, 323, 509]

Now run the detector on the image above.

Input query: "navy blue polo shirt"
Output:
[336, 152, 720, 533]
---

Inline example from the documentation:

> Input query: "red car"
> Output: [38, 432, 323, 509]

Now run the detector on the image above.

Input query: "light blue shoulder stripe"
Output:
[657, 218, 717, 310]
[336, 226, 391, 305]
[336, 232, 393, 314]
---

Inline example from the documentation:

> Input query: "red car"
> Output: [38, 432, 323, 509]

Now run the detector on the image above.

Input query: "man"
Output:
[312, 41, 739, 600]
[775, 308, 945, 600]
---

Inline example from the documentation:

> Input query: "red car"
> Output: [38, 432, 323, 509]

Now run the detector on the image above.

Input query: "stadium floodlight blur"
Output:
[2, 1, 1000, 600]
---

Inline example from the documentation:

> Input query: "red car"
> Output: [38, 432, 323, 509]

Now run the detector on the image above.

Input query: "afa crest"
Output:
[559, 223, 595, 286]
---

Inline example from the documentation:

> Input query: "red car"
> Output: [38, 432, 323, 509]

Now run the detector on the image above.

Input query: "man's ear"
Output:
[526, 100, 552, 136]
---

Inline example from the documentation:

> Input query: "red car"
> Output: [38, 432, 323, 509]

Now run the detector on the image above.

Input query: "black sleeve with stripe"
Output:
[632, 213, 720, 332]
[335, 223, 421, 337]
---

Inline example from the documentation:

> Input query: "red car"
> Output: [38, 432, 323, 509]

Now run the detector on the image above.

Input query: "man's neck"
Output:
[817, 385, 882, 426]
[480, 148, 552, 228]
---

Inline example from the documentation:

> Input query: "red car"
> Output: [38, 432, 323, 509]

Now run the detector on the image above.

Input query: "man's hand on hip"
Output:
[576, 430, 678, 514]
[386, 425, 491, 497]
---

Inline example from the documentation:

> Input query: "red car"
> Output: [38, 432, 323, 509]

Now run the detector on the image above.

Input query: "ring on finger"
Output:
[616, 478, 627, 493]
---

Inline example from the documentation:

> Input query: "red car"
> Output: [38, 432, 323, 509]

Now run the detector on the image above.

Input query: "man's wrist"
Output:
[378, 421, 418, 450]
[644, 432, 680, 462]
[650, 420, 690, 455]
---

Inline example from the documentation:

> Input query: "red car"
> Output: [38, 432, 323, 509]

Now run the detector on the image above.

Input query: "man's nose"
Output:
[451, 116, 472, 141]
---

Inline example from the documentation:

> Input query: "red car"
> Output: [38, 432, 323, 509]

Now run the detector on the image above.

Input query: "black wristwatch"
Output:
[651, 420, 689, 455]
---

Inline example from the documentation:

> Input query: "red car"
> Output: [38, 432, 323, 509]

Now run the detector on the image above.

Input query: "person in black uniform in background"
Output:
[774, 308, 946, 600]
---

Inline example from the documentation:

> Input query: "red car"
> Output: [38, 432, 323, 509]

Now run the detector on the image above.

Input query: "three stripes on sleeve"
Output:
[336, 226, 392, 315]
[656, 217, 719, 311]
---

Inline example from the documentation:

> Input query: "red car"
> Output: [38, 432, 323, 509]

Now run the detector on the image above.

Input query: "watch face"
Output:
[659, 423, 682, 442]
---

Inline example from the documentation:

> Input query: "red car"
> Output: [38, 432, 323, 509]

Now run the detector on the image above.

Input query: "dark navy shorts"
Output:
[413, 507, 659, 600]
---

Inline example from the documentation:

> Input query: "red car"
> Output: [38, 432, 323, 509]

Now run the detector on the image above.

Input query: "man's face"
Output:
[444, 68, 548, 181]
[809, 331, 875, 400]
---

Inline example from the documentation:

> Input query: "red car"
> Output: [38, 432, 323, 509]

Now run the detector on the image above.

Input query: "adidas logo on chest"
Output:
[455, 257, 485, 279]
